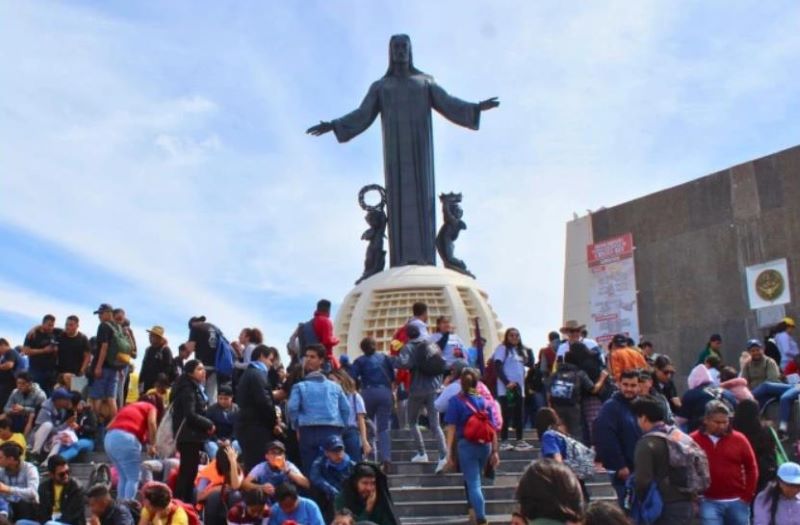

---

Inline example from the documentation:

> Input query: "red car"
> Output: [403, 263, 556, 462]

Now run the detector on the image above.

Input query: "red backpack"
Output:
[167, 499, 201, 525]
[460, 394, 496, 444]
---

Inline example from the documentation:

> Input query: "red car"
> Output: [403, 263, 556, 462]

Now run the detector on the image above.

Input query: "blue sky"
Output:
[2, 1, 800, 356]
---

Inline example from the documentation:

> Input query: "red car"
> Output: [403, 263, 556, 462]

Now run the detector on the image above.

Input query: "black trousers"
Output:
[239, 424, 272, 473]
[499, 395, 524, 441]
[176, 441, 203, 503]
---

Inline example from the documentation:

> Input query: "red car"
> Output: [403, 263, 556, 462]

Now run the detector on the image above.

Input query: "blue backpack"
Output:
[214, 328, 235, 377]
[626, 476, 663, 525]
[297, 319, 320, 351]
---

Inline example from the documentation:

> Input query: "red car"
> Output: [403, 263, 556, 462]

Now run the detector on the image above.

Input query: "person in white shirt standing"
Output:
[491, 328, 533, 451]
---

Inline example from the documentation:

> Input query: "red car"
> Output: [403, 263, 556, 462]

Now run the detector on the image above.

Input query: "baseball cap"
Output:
[52, 388, 72, 401]
[746, 339, 762, 349]
[324, 434, 345, 452]
[778, 462, 800, 485]
[784, 317, 796, 328]
[709, 333, 722, 342]
[266, 440, 286, 453]
[93, 303, 113, 314]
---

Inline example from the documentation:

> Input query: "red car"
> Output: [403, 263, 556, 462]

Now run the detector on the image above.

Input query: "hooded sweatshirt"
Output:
[680, 365, 737, 432]
[720, 377, 754, 402]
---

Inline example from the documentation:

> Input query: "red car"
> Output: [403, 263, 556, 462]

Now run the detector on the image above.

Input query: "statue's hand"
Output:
[478, 97, 499, 111]
[306, 121, 334, 135]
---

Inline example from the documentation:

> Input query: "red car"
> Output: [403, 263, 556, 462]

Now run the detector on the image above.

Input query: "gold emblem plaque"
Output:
[755, 269, 785, 301]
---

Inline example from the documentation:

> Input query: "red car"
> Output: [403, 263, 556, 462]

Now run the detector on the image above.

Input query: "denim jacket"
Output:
[287, 372, 350, 428]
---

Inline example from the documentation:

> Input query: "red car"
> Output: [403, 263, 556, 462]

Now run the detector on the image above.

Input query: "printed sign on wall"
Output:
[587, 233, 639, 346]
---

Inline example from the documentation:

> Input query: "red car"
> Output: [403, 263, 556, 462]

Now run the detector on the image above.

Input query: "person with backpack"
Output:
[444, 367, 500, 525]
[350, 337, 394, 472]
[753, 461, 800, 525]
[104, 400, 158, 499]
[185, 315, 234, 404]
[679, 364, 738, 433]
[691, 401, 758, 525]
[396, 323, 449, 473]
[140, 481, 200, 525]
[548, 345, 606, 440]
[90, 304, 129, 424]
[534, 407, 596, 500]
[170, 359, 215, 504]
[631, 395, 701, 524]
[491, 328, 534, 452]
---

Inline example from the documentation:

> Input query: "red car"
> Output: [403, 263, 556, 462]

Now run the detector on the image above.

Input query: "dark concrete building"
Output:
[565, 145, 800, 378]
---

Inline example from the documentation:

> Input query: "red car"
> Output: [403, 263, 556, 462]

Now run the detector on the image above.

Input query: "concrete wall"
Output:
[562, 215, 593, 327]
[588, 145, 800, 381]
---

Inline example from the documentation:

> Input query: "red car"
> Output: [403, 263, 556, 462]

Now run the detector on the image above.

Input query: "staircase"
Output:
[387, 428, 616, 525]
[68, 429, 616, 525]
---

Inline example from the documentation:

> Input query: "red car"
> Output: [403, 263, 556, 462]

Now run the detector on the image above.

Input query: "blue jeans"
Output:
[14, 520, 69, 525]
[362, 386, 392, 463]
[457, 439, 491, 521]
[104, 429, 141, 499]
[753, 382, 800, 424]
[58, 438, 95, 462]
[699, 498, 750, 525]
[342, 426, 363, 462]
[299, 425, 342, 474]
[205, 439, 241, 460]
[610, 473, 627, 508]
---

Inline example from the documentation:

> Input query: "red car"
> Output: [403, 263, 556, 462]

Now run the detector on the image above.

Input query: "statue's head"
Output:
[440, 192, 463, 217]
[386, 34, 422, 76]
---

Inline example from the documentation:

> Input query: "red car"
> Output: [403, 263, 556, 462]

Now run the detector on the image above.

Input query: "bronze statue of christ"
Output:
[307, 34, 499, 267]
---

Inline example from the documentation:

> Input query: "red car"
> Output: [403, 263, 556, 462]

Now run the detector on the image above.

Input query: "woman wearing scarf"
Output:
[171, 359, 214, 502]
[678, 364, 737, 432]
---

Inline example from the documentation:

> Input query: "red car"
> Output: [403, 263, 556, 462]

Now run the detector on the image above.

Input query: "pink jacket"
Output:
[720, 377, 754, 401]
[477, 381, 504, 431]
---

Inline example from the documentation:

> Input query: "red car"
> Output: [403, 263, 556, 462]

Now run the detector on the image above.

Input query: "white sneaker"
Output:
[410, 452, 429, 463]
[435, 457, 447, 474]
[514, 440, 533, 451]
[499, 441, 514, 451]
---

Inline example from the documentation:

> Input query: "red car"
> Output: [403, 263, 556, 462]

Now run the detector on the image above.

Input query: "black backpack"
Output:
[549, 369, 579, 405]
[414, 342, 448, 377]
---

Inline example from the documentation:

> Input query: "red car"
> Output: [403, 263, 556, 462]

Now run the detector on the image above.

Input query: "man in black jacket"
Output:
[236, 345, 279, 472]
[138, 326, 176, 394]
[34, 455, 85, 525]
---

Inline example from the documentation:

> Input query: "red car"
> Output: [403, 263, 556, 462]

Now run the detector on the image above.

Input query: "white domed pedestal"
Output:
[333, 265, 503, 356]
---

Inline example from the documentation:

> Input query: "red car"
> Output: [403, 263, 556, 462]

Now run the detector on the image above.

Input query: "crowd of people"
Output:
[0, 300, 799, 524]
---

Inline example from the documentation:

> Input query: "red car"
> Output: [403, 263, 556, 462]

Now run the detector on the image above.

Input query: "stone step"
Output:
[396, 496, 617, 521]
[389, 473, 520, 488]
[400, 514, 512, 525]
[391, 482, 616, 502]
[391, 448, 538, 462]
[388, 459, 533, 476]
[390, 428, 539, 440]
[391, 438, 537, 450]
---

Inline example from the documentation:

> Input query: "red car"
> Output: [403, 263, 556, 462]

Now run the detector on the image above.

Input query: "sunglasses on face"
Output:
[660, 370, 675, 376]
[56, 469, 70, 478]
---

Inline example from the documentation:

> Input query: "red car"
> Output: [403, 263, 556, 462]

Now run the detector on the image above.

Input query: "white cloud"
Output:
[1, 0, 799, 351]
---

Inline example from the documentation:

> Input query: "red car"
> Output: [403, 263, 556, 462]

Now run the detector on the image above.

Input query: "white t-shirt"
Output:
[345, 392, 366, 428]
[556, 338, 600, 360]
[432, 332, 466, 366]
[491, 345, 527, 398]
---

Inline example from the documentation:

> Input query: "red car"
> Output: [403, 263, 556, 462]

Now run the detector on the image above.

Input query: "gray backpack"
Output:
[649, 426, 711, 496]
[555, 431, 596, 480]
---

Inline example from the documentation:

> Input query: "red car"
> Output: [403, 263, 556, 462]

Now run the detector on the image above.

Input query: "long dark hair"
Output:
[503, 327, 526, 359]
[766, 480, 782, 525]
[534, 407, 561, 441]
